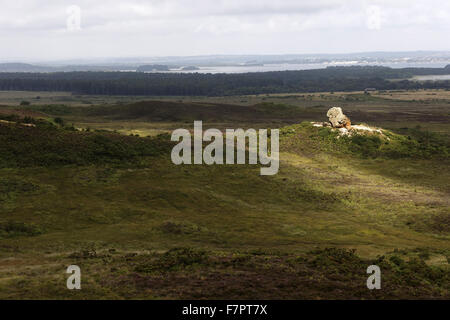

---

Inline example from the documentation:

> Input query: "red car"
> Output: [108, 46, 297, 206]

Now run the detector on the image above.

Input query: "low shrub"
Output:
[0, 221, 43, 238]
[0, 120, 174, 167]
[135, 247, 208, 273]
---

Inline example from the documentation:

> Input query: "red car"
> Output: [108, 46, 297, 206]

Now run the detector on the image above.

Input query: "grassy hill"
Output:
[0, 115, 448, 299]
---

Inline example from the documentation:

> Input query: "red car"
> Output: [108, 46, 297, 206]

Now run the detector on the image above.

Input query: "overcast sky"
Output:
[0, 0, 449, 61]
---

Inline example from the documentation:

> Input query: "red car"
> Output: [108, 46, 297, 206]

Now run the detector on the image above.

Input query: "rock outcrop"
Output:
[311, 107, 385, 138]
[326, 107, 351, 129]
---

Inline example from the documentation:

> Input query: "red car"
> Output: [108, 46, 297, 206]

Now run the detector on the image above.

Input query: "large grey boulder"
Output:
[326, 107, 351, 129]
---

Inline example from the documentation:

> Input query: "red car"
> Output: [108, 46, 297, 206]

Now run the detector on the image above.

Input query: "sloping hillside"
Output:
[0, 119, 448, 299]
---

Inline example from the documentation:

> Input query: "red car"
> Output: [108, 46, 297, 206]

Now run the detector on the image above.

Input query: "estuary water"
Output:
[142, 61, 450, 74]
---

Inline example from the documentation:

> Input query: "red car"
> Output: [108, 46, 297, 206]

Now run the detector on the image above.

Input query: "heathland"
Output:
[0, 89, 448, 299]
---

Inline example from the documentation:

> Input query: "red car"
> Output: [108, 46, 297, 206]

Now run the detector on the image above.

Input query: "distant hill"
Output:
[0, 63, 138, 72]
[181, 66, 200, 71]
[0, 63, 51, 72]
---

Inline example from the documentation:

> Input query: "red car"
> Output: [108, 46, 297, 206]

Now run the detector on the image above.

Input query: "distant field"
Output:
[0, 91, 145, 106]
[2, 88, 450, 105]
[412, 75, 450, 81]
[1, 89, 449, 135]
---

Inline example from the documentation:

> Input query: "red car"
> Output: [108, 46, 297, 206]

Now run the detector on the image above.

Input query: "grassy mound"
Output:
[280, 121, 450, 159]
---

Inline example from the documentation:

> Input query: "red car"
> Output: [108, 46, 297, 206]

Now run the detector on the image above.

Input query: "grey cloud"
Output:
[0, 0, 448, 60]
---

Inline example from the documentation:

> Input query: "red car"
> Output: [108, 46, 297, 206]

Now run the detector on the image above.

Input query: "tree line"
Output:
[0, 66, 449, 96]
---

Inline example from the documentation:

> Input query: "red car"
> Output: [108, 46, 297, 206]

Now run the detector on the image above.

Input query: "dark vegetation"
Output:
[0, 66, 449, 96]
[83, 101, 316, 122]
[0, 221, 43, 239]
[0, 120, 172, 167]
[60, 247, 448, 299]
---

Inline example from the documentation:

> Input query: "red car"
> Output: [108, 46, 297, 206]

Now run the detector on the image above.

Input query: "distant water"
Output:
[412, 74, 450, 81]
[145, 61, 450, 74]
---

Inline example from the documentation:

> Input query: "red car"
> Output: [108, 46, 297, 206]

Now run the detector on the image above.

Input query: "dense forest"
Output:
[0, 65, 449, 96]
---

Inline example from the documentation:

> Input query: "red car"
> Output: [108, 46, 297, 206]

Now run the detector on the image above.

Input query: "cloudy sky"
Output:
[0, 0, 449, 61]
